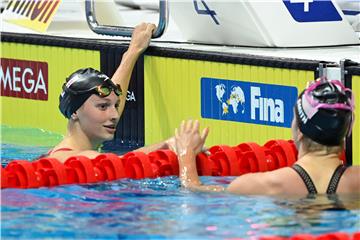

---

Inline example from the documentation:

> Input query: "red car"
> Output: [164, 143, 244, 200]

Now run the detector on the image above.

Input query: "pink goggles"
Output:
[301, 79, 355, 135]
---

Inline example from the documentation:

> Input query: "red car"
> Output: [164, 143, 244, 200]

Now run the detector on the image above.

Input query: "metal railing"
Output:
[85, 0, 168, 38]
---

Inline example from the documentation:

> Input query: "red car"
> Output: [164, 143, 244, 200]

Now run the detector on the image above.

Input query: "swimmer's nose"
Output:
[110, 106, 120, 120]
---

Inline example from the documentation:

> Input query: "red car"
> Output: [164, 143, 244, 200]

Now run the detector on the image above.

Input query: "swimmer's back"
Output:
[227, 166, 360, 195]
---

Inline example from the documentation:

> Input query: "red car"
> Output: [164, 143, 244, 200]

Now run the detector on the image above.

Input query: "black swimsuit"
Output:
[292, 164, 347, 194]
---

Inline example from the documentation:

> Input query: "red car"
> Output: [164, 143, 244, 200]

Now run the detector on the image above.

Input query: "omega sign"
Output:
[0, 58, 48, 100]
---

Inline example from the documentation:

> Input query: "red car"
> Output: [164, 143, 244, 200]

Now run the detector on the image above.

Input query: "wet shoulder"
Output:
[265, 167, 309, 195]
[227, 167, 307, 195]
[338, 166, 360, 193]
[47, 149, 100, 163]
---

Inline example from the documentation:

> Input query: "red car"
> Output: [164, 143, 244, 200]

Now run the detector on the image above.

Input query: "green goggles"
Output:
[64, 81, 122, 97]
[93, 84, 122, 97]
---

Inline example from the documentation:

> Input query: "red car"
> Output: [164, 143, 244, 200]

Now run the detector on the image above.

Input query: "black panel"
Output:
[99, 46, 145, 152]
[344, 62, 360, 166]
[346, 66, 360, 76]
[344, 72, 353, 166]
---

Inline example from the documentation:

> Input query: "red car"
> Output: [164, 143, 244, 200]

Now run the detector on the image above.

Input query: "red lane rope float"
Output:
[264, 140, 297, 168]
[123, 152, 154, 179]
[196, 152, 213, 176]
[148, 150, 179, 177]
[65, 156, 98, 183]
[5, 160, 39, 188]
[33, 158, 68, 186]
[209, 145, 240, 176]
[91, 153, 126, 181]
[259, 231, 360, 240]
[2, 139, 343, 189]
[235, 142, 268, 174]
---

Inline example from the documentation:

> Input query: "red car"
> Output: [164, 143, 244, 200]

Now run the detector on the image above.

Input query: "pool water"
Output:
[1, 144, 360, 239]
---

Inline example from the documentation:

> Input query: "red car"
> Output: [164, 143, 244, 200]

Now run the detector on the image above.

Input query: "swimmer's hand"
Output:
[166, 136, 209, 155]
[165, 136, 176, 152]
[174, 120, 225, 192]
[129, 23, 156, 55]
[175, 120, 209, 157]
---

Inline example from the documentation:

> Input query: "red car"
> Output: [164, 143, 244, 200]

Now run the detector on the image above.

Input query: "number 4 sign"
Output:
[193, 0, 220, 25]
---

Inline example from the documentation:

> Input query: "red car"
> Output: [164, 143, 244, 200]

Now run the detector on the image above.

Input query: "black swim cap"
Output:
[59, 68, 113, 119]
[295, 79, 354, 146]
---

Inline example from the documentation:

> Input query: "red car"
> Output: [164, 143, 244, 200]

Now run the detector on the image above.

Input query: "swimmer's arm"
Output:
[175, 120, 224, 192]
[111, 23, 155, 115]
[178, 150, 225, 192]
[179, 149, 278, 194]
[180, 164, 278, 194]
[135, 137, 176, 154]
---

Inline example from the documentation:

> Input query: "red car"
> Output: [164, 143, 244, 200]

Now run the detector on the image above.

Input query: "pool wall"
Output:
[1, 32, 359, 166]
[1, 42, 100, 134]
[346, 69, 360, 166]
[144, 55, 313, 147]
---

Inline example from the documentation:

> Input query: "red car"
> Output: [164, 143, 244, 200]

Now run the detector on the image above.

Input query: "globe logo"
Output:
[215, 84, 245, 115]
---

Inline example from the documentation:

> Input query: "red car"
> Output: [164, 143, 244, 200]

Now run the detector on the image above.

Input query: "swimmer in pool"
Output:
[46, 23, 175, 163]
[174, 78, 360, 195]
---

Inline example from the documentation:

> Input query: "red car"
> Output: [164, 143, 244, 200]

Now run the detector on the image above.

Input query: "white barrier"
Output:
[337, 0, 360, 31]
[170, 0, 359, 47]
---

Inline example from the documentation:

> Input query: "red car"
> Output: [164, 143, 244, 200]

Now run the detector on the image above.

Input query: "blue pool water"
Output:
[1, 143, 360, 239]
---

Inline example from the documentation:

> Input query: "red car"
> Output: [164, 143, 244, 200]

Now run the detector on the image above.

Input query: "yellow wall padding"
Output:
[1, 42, 100, 135]
[351, 75, 359, 166]
[144, 56, 314, 147]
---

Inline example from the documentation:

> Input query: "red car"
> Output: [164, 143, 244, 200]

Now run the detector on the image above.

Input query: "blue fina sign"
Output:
[201, 78, 298, 128]
[283, 0, 342, 22]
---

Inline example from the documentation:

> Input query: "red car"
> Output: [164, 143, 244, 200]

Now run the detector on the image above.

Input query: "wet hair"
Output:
[295, 79, 354, 147]
[59, 67, 112, 119]
[301, 134, 343, 154]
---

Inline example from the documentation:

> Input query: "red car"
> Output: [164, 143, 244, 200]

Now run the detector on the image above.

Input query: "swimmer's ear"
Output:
[296, 128, 303, 142]
[71, 112, 78, 120]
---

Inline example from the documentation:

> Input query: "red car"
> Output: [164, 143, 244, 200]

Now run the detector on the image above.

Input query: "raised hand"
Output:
[128, 23, 156, 55]
[175, 120, 209, 157]
[174, 120, 222, 192]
